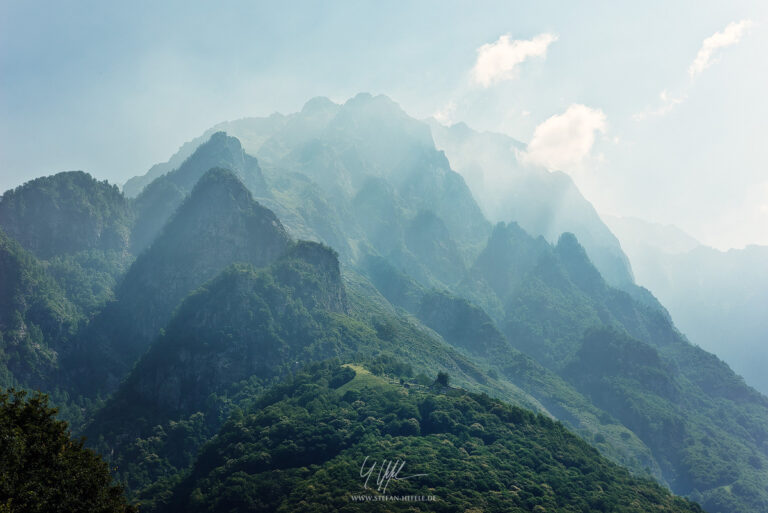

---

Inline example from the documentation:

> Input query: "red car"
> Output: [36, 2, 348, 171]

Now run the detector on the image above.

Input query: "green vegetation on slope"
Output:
[155, 362, 702, 513]
[0, 229, 80, 389]
[65, 168, 290, 394]
[564, 327, 768, 513]
[364, 254, 663, 481]
[4, 98, 764, 512]
[85, 242, 500, 498]
[0, 171, 132, 259]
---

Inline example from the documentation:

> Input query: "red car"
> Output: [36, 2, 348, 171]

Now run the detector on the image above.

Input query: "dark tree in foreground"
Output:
[0, 389, 137, 513]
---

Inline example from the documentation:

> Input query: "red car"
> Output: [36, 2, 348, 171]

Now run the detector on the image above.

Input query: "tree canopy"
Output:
[0, 389, 137, 513]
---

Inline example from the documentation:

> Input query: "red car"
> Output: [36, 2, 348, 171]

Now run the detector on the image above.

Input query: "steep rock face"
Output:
[131, 132, 269, 253]
[318, 94, 490, 255]
[277, 241, 347, 314]
[257, 93, 492, 271]
[66, 168, 290, 393]
[0, 171, 132, 259]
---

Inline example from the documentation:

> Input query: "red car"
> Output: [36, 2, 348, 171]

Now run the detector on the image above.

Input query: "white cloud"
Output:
[632, 89, 687, 120]
[634, 20, 752, 121]
[689, 20, 752, 78]
[472, 33, 558, 87]
[520, 104, 607, 171]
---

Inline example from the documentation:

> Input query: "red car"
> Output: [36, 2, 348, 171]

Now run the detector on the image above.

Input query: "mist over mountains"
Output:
[606, 215, 768, 396]
[1, 93, 766, 512]
[428, 120, 636, 291]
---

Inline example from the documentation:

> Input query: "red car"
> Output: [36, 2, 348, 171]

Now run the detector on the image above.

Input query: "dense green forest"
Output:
[2, 94, 768, 511]
[152, 361, 702, 512]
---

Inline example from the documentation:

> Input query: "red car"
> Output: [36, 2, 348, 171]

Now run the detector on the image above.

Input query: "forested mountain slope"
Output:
[155, 361, 703, 513]
[65, 168, 289, 393]
[113, 95, 768, 511]
[0, 171, 133, 260]
[2, 93, 765, 512]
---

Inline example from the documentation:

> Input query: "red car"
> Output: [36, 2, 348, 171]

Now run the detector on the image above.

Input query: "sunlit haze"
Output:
[1, 1, 766, 250]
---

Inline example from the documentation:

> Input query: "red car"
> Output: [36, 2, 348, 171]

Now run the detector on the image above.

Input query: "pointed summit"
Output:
[131, 132, 268, 253]
[555, 232, 606, 295]
[300, 96, 339, 116]
[142, 167, 288, 268]
[166, 132, 266, 193]
[470, 222, 551, 300]
[67, 168, 290, 393]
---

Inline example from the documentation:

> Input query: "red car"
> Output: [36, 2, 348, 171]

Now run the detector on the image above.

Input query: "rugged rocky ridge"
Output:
[428, 120, 635, 289]
[115, 102, 768, 509]
[467, 226, 768, 511]
[123, 94, 492, 280]
[65, 168, 290, 393]
[131, 132, 269, 254]
[17, 93, 764, 511]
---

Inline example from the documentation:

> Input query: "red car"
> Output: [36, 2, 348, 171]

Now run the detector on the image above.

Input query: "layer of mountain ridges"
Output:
[427, 119, 636, 290]
[0, 93, 766, 511]
[65, 168, 290, 393]
[125, 98, 635, 290]
[606, 215, 768, 397]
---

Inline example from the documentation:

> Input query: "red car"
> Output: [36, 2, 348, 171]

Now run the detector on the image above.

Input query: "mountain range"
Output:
[0, 93, 765, 512]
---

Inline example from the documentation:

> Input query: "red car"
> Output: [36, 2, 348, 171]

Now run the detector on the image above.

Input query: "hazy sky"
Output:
[1, 1, 766, 249]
